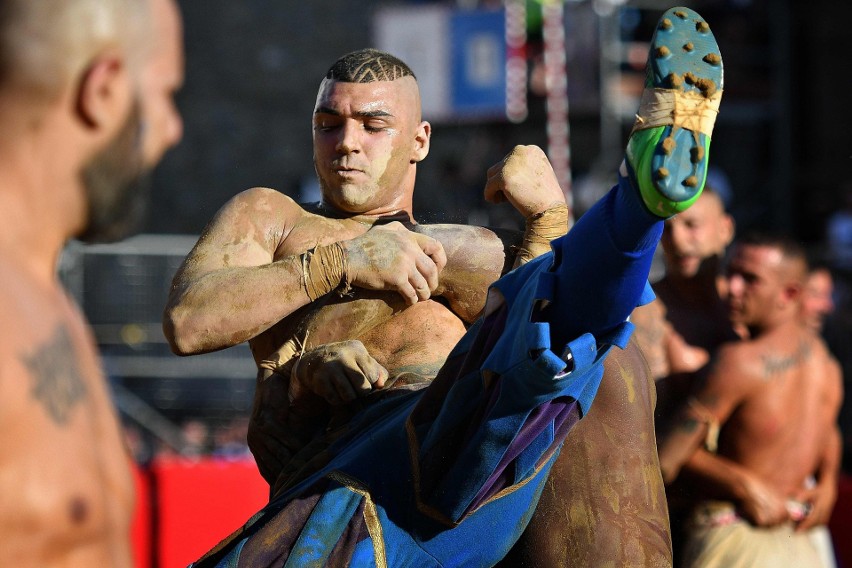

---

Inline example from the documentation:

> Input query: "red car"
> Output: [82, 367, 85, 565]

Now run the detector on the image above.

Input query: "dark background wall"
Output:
[146, 0, 852, 244]
[103, 0, 852, 447]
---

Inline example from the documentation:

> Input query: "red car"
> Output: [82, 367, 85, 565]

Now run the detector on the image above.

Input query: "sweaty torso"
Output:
[721, 327, 836, 495]
[251, 210, 672, 564]
[0, 257, 134, 568]
[249, 208, 513, 378]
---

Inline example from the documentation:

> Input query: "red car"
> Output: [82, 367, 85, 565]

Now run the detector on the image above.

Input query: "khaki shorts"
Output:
[682, 501, 825, 568]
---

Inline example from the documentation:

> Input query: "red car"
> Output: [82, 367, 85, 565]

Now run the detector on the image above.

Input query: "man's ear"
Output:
[410, 120, 431, 163]
[720, 213, 735, 248]
[76, 52, 128, 129]
[781, 280, 803, 307]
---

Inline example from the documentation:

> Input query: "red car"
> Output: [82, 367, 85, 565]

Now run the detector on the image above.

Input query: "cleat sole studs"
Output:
[703, 53, 722, 66]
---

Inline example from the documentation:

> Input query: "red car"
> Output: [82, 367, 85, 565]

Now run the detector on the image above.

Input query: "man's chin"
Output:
[727, 310, 745, 326]
[322, 190, 374, 214]
[672, 263, 700, 279]
[78, 175, 151, 244]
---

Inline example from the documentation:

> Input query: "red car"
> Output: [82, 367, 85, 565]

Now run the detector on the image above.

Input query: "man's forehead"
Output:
[314, 77, 418, 112]
[693, 192, 725, 217]
[733, 243, 782, 267]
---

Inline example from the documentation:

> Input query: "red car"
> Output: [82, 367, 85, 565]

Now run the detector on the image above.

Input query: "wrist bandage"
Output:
[515, 203, 570, 266]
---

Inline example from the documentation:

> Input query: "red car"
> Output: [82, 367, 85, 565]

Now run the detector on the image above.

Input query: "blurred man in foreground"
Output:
[0, 0, 183, 565]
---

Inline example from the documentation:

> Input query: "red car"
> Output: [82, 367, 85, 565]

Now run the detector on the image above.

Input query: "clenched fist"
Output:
[484, 145, 566, 219]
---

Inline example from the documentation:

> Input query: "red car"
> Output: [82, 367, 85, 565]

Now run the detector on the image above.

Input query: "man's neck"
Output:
[314, 201, 415, 227]
[746, 311, 798, 341]
[661, 265, 723, 305]
[0, 143, 84, 280]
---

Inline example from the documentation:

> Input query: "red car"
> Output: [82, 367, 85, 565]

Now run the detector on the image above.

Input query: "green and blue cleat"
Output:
[626, 6, 724, 218]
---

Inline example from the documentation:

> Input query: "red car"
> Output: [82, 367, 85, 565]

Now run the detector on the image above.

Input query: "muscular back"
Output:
[0, 258, 134, 567]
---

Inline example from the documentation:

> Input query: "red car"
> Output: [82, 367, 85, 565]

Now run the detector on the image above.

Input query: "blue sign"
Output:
[450, 9, 506, 117]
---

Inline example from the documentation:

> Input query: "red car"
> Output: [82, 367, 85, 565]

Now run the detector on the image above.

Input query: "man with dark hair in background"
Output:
[659, 233, 843, 567]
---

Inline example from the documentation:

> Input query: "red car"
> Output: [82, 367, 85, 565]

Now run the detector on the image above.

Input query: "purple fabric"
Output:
[467, 399, 581, 512]
[232, 480, 327, 567]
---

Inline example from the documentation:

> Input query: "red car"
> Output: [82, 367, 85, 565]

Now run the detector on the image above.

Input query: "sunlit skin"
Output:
[658, 241, 843, 543]
[725, 244, 794, 335]
[138, 0, 184, 168]
[0, 0, 184, 566]
[632, 191, 737, 381]
[168, 63, 671, 564]
[312, 77, 429, 217]
[661, 191, 733, 280]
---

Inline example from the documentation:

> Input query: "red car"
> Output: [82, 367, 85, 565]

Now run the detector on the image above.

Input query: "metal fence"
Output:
[59, 235, 256, 435]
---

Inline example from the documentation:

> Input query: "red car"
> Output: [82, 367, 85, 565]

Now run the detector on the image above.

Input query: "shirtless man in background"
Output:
[166, 47, 675, 565]
[0, 0, 184, 565]
[630, 187, 738, 559]
[632, 187, 737, 385]
[658, 233, 843, 567]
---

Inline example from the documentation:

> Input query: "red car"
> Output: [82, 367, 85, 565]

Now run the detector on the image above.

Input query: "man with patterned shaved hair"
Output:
[170, 8, 724, 563]
[0, 0, 184, 565]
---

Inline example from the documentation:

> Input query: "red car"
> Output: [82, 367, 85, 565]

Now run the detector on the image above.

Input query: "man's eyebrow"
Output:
[314, 106, 393, 119]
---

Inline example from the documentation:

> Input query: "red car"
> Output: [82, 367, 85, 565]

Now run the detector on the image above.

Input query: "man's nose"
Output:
[667, 222, 688, 251]
[335, 120, 360, 154]
[728, 274, 743, 295]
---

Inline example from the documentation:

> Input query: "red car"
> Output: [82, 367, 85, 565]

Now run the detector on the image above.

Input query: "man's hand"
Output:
[793, 480, 837, 531]
[484, 145, 566, 219]
[738, 472, 791, 527]
[292, 340, 389, 406]
[341, 222, 446, 305]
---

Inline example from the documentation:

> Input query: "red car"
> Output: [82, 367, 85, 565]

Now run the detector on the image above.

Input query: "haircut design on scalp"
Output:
[325, 48, 416, 83]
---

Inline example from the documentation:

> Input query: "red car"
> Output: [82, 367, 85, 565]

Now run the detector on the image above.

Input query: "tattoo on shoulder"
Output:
[760, 340, 811, 381]
[21, 325, 89, 425]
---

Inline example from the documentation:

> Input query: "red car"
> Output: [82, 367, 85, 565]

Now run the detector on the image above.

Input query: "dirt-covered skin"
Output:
[248, 221, 514, 373]
[497, 339, 673, 568]
[165, 62, 672, 563]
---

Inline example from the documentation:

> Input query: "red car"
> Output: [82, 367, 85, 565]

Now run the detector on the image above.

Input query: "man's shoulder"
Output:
[705, 337, 766, 387]
[231, 186, 304, 214]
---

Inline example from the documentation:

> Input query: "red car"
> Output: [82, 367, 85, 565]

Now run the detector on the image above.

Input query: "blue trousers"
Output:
[193, 176, 660, 568]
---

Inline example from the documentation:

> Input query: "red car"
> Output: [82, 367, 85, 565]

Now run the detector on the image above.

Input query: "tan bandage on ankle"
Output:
[631, 88, 723, 138]
[302, 242, 350, 301]
[514, 203, 570, 267]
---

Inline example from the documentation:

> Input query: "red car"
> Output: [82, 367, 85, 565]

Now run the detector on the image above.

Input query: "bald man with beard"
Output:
[0, 0, 183, 565]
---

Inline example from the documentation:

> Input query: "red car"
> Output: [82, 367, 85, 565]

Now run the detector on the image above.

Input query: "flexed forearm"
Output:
[164, 253, 321, 355]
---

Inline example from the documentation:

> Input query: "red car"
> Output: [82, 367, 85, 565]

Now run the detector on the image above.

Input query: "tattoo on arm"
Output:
[21, 325, 88, 425]
[676, 416, 701, 434]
